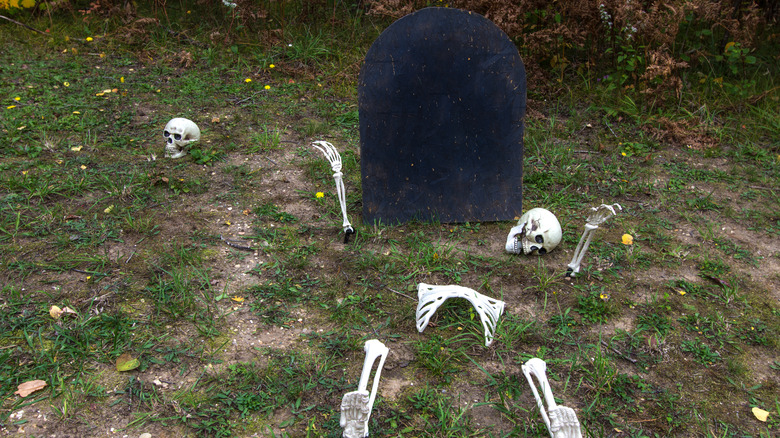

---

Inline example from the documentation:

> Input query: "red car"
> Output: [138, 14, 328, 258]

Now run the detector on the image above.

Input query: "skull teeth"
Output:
[521, 239, 535, 255]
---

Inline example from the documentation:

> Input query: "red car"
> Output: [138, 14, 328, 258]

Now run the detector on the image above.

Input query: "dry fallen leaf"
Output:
[116, 352, 140, 372]
[50, 305, 78, 319]
[15, 380, 47, 397]
[752, 407, 769, 422]
[231, 296, 244, 303]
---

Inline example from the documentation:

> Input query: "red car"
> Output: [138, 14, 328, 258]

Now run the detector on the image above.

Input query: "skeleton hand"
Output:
[340, 390, 370, 438]
[549, 406, 582, 438]
[585, 203, 622, 226]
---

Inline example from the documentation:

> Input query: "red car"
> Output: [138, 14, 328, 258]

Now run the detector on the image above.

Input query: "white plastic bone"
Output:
[340, 339, 389, 438]
[505, 208, 562, 255]
[163, 118, 200, 158]
[522, 358, 583, 438]
[312, 141, 355, 240]
[415, 283, 505, 347]
[566, 203, 622, 276]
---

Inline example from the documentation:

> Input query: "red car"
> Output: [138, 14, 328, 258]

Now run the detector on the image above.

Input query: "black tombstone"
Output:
[359, 7, 526, 224]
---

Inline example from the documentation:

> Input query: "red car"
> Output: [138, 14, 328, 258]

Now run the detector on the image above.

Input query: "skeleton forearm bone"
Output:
[566, 203, 622, 276]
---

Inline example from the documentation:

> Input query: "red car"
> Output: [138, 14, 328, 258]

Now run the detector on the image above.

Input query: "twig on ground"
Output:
[0, 15, 47, 35]
[601, 340, 637, 363]
[220, 234, 255, 251]
[166, 27, 206, 47]
[387, 287, 415, 301]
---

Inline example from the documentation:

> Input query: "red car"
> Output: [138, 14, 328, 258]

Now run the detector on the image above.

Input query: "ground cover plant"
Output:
[1, 0, 779, 437]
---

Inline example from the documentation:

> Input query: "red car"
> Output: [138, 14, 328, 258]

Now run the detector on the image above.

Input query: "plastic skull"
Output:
[505, 208, 562, 255]
[163, 118, 200, 158]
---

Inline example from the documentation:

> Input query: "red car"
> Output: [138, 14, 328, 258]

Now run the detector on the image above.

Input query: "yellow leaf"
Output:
[71, 145, 82, 151]
[622, 234, 634, 245]
[15, 380, 47, 397]
[50, 305, 63, 319]
[116, 353, 140, 372]
[752, 407, 769, 422]
[231, 296, 245, 303]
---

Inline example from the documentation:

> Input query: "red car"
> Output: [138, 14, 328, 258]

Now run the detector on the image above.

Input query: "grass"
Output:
[0, 1, 779, 437]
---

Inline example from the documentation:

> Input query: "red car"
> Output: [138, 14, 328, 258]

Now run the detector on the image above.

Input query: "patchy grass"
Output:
[1, 2, 779, 437]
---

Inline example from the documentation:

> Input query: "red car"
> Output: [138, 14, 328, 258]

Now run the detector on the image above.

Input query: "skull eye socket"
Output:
[535, 235, 544, 244]
[173, 133, 182, 140]
[537, 248, 547, 255]
[163, 130, 171, 137]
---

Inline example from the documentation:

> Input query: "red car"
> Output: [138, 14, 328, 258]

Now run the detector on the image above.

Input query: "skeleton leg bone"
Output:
[340, 339, 389, 438]
[522, 358, 582, 438]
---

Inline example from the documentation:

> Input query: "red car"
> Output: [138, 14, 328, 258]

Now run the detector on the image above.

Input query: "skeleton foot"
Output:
[340, 340, 389, 438]
[340, 391, 370, 438]
[523, 358, 583, 438]
[549, 406, 582, 438]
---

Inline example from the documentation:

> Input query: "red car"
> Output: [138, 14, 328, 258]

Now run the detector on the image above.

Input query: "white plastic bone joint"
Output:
[566, 203, 622, 276]
[163, 118, 200, 158]
[522, 358, 582, 438]
[340, 339, 389, 438]
[505, 208, 562, 255]
[415, 283, 505, 347]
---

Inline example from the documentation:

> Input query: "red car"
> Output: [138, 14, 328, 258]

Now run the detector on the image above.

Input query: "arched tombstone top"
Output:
[359, 7, 526, 224]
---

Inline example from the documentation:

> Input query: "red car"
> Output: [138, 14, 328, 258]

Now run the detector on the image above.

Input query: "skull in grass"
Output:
[505, 208, 562, 255]
[163, 118, 200, 158]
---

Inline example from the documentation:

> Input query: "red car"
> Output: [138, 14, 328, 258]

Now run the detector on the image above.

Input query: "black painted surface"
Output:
[359, 7, 526, 224]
